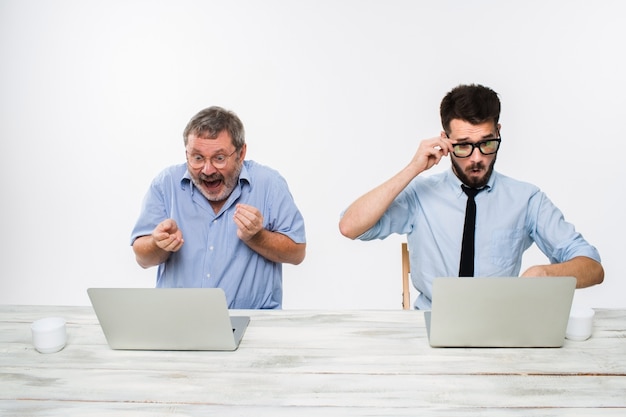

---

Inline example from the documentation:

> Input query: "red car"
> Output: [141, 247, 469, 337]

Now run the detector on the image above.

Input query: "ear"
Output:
[440, 130, 448, 139]
[238, 143, 247, 161]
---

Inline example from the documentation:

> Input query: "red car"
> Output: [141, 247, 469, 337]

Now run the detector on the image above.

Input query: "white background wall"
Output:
[1, 0, 624, 309]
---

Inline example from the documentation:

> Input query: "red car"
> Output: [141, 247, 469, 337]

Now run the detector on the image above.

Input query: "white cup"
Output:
[565, 307, 595, 341]
[31, 317, 67, 353]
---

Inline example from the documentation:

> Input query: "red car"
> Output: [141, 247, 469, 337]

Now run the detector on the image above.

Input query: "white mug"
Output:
[31, 317, 67, 353]
[565, 307, 595, 341]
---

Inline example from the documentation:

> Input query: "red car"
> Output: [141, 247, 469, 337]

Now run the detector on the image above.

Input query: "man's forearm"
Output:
[521, 256, 604, 288]
[132, 236, 171, 268]
[243, 229, 306, 265]
[339, 165, 418, 239]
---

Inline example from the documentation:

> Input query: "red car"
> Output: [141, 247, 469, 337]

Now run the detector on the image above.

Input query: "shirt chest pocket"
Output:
[490, 228, 527, 270]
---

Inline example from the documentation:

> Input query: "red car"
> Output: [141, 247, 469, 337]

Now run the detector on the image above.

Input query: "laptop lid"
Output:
[87, 288, 249, 351]
[425, 277, 576, 348]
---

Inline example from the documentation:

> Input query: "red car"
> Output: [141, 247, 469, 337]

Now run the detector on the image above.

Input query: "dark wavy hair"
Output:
[440, 84, 501, 134]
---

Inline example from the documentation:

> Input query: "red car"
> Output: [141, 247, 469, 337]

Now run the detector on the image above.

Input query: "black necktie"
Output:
[459, 186, 483, 277]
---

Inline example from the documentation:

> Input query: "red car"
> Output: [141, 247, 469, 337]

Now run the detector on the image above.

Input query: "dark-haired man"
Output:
[339, 84, 603, 309]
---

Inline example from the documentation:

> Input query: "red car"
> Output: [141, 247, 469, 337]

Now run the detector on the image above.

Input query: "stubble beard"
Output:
[451, 156, 496, 189]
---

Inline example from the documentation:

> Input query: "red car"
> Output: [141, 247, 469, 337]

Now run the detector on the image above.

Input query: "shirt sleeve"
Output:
[529, 191, 601, 264]
[129, 172, 170, 245]
[265, 173, 306, 244]
[356, 187, 416, 241]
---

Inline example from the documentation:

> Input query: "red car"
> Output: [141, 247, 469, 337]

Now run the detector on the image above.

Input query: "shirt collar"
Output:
[446, 167, 497, 197]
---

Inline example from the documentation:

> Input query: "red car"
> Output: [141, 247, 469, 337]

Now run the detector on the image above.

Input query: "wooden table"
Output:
[1, 306, 625, 416]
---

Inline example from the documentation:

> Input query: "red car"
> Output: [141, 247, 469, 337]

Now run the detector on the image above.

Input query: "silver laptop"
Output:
[424, 277, 576, 348]
[87, 288, 249, 351]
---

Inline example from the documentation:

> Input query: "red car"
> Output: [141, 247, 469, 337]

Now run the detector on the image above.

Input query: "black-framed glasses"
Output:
[186, 149, 238, 169]
[452, 138, 501, 158]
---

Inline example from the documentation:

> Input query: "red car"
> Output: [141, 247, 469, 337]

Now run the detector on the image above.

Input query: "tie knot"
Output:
[462, 185, 482, 198]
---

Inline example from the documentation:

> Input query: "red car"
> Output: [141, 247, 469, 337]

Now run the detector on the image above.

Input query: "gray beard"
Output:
[193, 162, 243, 203]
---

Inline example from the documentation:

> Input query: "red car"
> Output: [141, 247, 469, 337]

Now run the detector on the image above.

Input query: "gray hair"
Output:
[183, 106, 246, 149]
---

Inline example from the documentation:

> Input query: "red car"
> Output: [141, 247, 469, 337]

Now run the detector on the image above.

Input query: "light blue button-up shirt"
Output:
[130, 161, 306, 309]
[357, 169, 601, 310]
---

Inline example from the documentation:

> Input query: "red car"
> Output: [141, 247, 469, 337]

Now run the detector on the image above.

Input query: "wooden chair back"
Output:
[401, 243, 411, 309]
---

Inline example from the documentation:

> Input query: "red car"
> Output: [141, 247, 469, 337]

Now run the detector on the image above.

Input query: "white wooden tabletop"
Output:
[1, 305, 625, 416]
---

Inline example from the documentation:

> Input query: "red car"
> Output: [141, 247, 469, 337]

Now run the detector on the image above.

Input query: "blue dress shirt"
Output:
[130, 161, 306, 309]
[357, 169, 601, 310]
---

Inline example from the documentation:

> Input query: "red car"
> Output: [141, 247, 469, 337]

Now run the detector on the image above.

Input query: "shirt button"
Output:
[206, 273, 211, 279]
[209, 246, 214, 251]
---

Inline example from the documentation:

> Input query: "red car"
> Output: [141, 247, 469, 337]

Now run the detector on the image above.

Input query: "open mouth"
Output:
[467, 164, 484, 175]
[199, 173, 224, 191]
[202, 178, 223, 190]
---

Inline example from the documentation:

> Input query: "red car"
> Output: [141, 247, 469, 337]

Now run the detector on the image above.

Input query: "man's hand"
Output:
[152, 219, 184, 252]
[233, 204, 264, 242]
[520, 265, 549, 277]
[410, 135, 455, 174]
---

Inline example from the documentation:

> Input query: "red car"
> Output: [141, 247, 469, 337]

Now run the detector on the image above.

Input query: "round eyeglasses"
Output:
[452, 138, 501, 158]
[186, 149, 238, 169]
